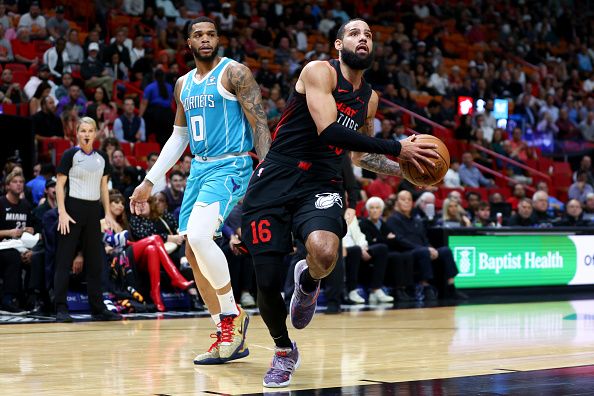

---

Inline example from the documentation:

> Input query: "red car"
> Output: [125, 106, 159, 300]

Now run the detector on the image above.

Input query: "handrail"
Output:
[471, 143, 551, 182]
[473, 162, 536, 194]
[379, 98, 448, 132]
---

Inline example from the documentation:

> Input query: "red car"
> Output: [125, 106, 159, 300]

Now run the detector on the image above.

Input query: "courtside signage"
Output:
[449, 235, 590, 288]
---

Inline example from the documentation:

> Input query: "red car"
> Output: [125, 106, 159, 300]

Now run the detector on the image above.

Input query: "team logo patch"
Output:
[257, 167, 265, 177]
[314, 193, 343, 210]
[207, 75, 216, 85]
[231, 178, 240, 192]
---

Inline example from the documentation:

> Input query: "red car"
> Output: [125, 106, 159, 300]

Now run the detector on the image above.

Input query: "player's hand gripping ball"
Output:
[400, 135, 450, 187]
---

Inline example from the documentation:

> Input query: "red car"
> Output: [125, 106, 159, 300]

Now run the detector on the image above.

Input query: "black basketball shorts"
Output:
[241, 152, 347, 256]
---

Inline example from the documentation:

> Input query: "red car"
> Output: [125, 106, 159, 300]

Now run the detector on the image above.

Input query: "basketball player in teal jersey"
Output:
[130, 17, 271, 364]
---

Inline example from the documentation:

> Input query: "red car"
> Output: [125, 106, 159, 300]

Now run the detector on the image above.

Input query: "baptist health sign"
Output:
[450, 235, 594, 288]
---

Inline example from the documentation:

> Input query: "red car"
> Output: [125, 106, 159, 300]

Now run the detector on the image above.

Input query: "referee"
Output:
[54, 117, 122, 322]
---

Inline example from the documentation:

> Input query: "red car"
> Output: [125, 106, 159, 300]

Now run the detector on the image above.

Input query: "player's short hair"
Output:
[187, 16, 217, 38]
[336, 18, 367, 40]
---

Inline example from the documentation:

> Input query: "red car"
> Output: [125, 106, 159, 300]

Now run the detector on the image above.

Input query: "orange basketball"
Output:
[400, 134, 450, 187]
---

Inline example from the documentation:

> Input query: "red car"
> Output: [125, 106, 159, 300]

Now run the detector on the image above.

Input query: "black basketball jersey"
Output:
[269, 59, 373, 176]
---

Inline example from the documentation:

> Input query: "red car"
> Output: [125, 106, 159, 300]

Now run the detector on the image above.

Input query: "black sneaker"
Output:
[56, 310, 73, 323]
[423, 286, 438, 300]
[92, 310, 123, 321]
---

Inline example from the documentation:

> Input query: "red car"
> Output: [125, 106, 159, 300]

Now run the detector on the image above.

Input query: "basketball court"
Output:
[2, 293, 594, 395]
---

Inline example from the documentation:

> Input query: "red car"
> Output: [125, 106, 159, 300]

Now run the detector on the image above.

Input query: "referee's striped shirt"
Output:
[57, 147, 111, 201]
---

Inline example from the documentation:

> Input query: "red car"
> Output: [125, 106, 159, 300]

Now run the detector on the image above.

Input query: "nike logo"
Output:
[337, 88, 349, 93]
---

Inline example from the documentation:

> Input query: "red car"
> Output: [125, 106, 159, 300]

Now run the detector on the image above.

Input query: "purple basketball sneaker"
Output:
[263, 342, 301, 388]
[290, 259, 320, 330]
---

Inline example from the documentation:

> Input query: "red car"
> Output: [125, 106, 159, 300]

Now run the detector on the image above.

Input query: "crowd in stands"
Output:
[0, 0, 594, 314]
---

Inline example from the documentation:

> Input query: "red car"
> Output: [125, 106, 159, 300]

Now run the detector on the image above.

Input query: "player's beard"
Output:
[191, 44, 219, 62]
[341, 47, 374, 70]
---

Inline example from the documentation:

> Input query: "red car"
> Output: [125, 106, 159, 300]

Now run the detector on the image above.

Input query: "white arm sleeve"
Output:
[145, 125, 189, 184]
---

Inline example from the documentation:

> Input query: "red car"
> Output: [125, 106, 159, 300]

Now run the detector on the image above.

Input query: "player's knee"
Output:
[309, 247, 338, 275]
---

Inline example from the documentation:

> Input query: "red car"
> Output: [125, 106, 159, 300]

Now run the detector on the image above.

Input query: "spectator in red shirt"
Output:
[12, 27, 38, 66]
[366, 174, 393, 201]
[506, 183, 526, 211]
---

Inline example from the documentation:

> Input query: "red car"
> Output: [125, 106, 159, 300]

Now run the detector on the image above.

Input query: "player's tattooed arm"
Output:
[351, 92, 402, 176]
[227, 63, 271, 160]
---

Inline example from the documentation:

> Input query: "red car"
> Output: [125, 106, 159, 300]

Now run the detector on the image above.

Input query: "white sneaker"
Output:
[240, 292, 256, 308]
[348, 289, 365, 304]
[368, 289, 394, 304]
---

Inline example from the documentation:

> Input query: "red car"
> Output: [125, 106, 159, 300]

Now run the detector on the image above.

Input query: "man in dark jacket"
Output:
[508, 198, 537, 227]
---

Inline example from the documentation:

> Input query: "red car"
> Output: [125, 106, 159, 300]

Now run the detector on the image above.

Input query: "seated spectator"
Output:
[568, 171, 594, 204]
[104, 28, 132, 69]
[572, 155, 594, 186]
[508, 198, 536, 226]
[146, 152, 167, 194]
[31, 177, 57, 233]
[507, 183, 527, 212]
[43, 38, 71, 79]
[359, 197, 415, 302]
[109, 149, 127, 193]
[555, 199, 590, 227]
[387, 190, 466, 300]
[535, 181, 564, 217]
[129, 36, 146, 67]
[114, 98, 146, 143]
[47, 6, 69, 40]
[413, 191, 437, 225]
[0, 24, 13, 63]
[26, 163, 54, 206]
[342, 207, 393, 305]
[17, 2, 47, 40]
[127, 194, 195, 311]
[443, 159, 461, 188]
[473, 201, 495, 227]
[65, 29, 84, 66]
[29, 81, 52, 114]
[459, 151, 494, 187]
[532, 190, 557, 226]
[438, 198, 471, 227]
[0, 69, 26, 104]
[365, 174, 393, 201]
[455, 114, 473, 141]
[85, 86, 118, 135]
[123, 0, 144, 16]
[556, 108, 580, 141]
[0, 170, 34, 312]
[61, 105, 80, 143]
[101, 138, 121, 162]
[81, 43, 114, 99]
[12, 27, 38, 66]
[56, 84, 86, 117]
[163, 170, 185, 213]
[24, 64, 57, 101]
[464, 191, 481, 222]
[580, 111, 594, 142]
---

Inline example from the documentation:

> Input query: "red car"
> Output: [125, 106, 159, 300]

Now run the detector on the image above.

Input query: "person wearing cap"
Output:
[65, 29, 84, 65]
[47, 6, 70, 41]
[81, 42, 114, 99]
[213, 3, 235, 36]
[17, 2, 47, 39]
[23, 63, 58, 100]
[32, 95, 64, 139]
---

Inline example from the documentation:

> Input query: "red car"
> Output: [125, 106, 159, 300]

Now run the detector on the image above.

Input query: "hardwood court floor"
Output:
[1, 299, 594, 395]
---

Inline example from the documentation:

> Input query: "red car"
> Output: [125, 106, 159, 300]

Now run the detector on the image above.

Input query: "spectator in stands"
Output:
[104, 28, 132, 69]
[146, 152, 167, 194]
[113, 98, 145, 143]
[100, 138, 121, 162]
[17, 2, 47, 40]
[0, 23, 13, 63]
[0, 3, 10, 30]
[583, 193, 594, 222]
[56, 84, 85, 117]
[555, 199, 589, 227]
[255, 59, 278, 89]
[413, 191, 437, 225]
[387, 190, 465, 300]
[507, 183, 526, 212]
[47, 6, 69, 41]
[128, 195, 194, 311]
[572, 155, 594, 186]
[342, 206, 393, 305]
[81, 42, 114, 100]
[43, 37, 71, 79]
[443, 158, 461, 188]
[163, 170, 185, 213]
[179, 153, 192, 177]
[223, 36, 245, 63]
[535, 181, 564, 217]
[110, 149, 127, 193]
[105, 52, 129, 81]
[61, 105, 80, 143]
[438, 198, 471, 227]
[123, 0, 144, 16]
[532, 190, 556, 226]
[359, 197, 415, 302]
[156, 0, 180, 18]
[556, 108, 580, 141]
[515, 93, 538, 128]
[29, 81, 51, 114]
[0, 170, 34, 312]
[459, 151, 493, 187]
[129, 36, 146, 67]
[508, 198, 536, 227]
[539, 94, 560, 123]
[0, 69, 25, 104]
[427, 64, 449, 95]
[473, 201, 495, 227]
[568, 171, 594, 204]
[580, 112, 594, 142]
[65, 29, 84, 65]
[139, 69, 173, 147]
[455, 114, 473, 141]
[31, 177, 56, 232]
[54, 73, 74, 101]
[366, 173, 393, 201]
[85, 86, 118, 128]
[26, 163, 54, 205]
[465, 191, 481, 221]
[12, 27, 38, 66]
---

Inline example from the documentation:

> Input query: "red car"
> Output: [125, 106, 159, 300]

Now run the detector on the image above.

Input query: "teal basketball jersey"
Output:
[179, 57, 253, 157]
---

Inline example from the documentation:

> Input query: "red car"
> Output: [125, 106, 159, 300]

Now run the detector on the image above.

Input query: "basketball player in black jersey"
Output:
[241, 19, 438, 388]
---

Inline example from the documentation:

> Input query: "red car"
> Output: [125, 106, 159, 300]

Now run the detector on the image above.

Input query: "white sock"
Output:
[211, 314, 221, 329]
[217, 290, 239, 316]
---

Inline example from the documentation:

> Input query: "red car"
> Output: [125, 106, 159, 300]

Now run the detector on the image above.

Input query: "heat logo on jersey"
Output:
[336, 102, 360, 130]
[314, 193, 343, 210]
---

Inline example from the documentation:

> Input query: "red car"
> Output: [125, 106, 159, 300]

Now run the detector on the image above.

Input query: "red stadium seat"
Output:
[126, 155, 137, 166]
[5, 63, 27, 72]
[2, 103, 18, 115]
[120, 142, 132, 156]
[134, 142, 160, 161]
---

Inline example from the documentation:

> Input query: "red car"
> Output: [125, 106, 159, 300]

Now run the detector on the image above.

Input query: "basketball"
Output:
[400, 135, 450, 187]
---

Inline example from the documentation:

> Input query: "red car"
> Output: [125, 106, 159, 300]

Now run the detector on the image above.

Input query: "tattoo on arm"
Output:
[358, 116, 401, 176]
[227, 64, 271, 160]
